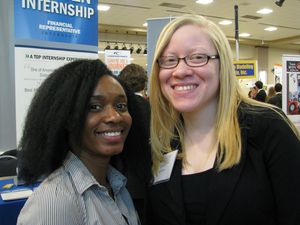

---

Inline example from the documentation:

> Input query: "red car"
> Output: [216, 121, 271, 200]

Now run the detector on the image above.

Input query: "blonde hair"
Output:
[149, 15, 299, 174]
[267, 86, 276, 101]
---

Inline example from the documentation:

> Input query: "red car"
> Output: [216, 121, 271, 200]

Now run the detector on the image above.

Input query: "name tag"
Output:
[153, 150, 178, 185]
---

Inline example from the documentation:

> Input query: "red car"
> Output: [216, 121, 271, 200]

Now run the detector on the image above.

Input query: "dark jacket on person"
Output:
[268, 93, 282, 109]
[147, 103, 300, 225]
[254, 89, 267, 102]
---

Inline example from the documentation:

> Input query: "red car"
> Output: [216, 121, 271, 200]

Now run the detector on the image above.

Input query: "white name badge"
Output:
[153, 150, 178, 185]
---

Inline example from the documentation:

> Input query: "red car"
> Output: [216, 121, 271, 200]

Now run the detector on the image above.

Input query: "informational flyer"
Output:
[14, 47, 98, 142]
[105, 50, 131, 75]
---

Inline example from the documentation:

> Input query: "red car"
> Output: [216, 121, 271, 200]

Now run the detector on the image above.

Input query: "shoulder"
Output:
[239, 103, 291, 138]
[238, 103, 300, 169]
[17, 168, 84, 225]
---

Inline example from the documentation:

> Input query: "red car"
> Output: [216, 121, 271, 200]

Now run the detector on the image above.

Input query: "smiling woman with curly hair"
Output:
[17, 59, 149, 225]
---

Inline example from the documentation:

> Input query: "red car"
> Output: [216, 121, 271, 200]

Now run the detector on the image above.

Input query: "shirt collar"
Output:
[63, 152, 127, 195]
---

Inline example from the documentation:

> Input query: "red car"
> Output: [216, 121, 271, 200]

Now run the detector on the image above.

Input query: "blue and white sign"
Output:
[14, 0, 98, 46]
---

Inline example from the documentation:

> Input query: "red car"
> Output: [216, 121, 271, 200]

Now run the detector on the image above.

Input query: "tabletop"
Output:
[0, 177, 39, 225]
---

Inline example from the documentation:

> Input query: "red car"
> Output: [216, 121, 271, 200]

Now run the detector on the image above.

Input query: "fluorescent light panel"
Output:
[239, 33, 251, 37]
[256, 8, 273, 14]
[98, 4, 110, 11]
[219, 20, 232, 25]
[196, 0, 214, 5]
[264, 26, 277, 31]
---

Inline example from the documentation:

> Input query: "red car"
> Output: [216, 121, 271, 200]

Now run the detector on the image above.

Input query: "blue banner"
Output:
[14, 0, 98, 46]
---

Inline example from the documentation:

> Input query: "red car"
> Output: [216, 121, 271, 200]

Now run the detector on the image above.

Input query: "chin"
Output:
[106, 146, 124, 156]
[173, 104, 198, 113]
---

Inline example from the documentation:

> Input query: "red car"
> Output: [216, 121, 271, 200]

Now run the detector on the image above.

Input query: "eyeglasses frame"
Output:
[157, 54, 219, 69]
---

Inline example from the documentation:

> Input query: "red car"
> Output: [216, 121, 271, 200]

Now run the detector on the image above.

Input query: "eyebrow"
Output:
[90, 94, 127, 101]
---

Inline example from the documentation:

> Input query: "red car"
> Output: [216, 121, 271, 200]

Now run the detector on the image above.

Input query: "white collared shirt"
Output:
[17, 152, 140, 225]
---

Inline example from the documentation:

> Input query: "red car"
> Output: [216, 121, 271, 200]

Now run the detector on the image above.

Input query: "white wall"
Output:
[0, 0, 16, 153]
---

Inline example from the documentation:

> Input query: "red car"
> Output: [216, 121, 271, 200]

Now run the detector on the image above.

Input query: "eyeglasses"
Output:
[157, 54, 219, 69]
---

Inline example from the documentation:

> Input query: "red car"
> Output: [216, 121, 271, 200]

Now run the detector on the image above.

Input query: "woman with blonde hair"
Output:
[266, 85, 276, 102]
[148, 14, 300, 225]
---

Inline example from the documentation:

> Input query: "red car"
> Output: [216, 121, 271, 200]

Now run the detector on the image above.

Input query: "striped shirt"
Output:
[17, 152, 140, 225]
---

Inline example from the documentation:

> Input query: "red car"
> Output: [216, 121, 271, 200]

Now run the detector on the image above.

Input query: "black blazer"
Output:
[148, 104, 300, 225]
[268, 93, 282, 109]
[254, 89, 267, 102]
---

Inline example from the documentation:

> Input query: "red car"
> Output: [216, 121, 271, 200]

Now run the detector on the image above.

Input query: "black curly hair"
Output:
[17, 59, 115, 184]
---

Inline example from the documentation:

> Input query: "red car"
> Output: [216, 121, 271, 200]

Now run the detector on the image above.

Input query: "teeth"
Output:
[174, 85, 196, 91]
[97, 131, 121, 137]
[104, 131, 121, 136]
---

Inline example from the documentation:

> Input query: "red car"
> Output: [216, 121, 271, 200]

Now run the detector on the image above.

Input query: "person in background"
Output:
[248, 86, 257, 99]
[148, 14, 300, 225]
[254, 80, 267, 102]
[266, 86, 276, 102]
[116, 63, 152, 225]
[119, 63, 148, 99]
[268, 83, 283, 109]
[17, 59, 142, 225]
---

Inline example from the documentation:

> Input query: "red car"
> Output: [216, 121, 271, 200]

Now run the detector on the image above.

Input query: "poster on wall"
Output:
[282, 55, 300, 132]
[14, 0, 98, 144]
[233, 60, 257, 79]
[14, 47, 98, 142]
[284, 60, 300, 115]
[14, 0, 98, 46]
[105, 50, 131, 75]
[273, 64, 282, 84]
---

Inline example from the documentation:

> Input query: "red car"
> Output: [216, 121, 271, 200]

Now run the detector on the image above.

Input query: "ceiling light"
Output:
[239, 33, 251, 37]
[218, 20, 232, 25]
[264, 26, 278, 31]
[98, 4, 110, 11]
[196, 0, 214, 5]
[275, 0, 285, 7]
[143, 22, 148, 27]
[256, 8, 273, 14]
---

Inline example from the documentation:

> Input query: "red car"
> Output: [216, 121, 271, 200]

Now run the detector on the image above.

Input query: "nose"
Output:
[103, 106, 122, 123]
[172, 59, 193, 78]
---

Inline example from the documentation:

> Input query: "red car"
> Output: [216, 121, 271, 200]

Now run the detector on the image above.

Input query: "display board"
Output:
[14, 0, 99, 143]
[104, 50, 131, 75]
[282, 55, 300, 129]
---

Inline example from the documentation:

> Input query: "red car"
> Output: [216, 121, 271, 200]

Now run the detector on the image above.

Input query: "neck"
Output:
[72, 149, 110, 185]
[181, 99, 218, 174]
[182, 98, 218, 139]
